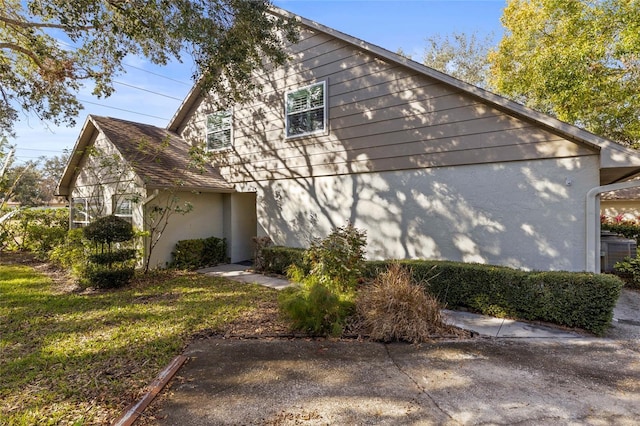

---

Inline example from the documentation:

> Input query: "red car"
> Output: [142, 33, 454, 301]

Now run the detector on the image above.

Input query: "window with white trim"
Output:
[71, 197, 102, 227]
[206, 110, 232, 150]
[286, 81, 327, 138]
[113, 196, 133, 224]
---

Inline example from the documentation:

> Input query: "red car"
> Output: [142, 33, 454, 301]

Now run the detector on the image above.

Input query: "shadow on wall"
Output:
[180, 28, 599, 271]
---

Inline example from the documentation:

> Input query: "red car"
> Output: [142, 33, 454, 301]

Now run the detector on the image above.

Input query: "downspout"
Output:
[586, 180, 640, 272]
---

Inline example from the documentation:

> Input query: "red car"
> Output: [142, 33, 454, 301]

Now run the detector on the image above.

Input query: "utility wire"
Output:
[16, 147, 67, 153]
[123, 63, 192, 86]
[79, 99, 170, 121]
[113, 80, 184, 101]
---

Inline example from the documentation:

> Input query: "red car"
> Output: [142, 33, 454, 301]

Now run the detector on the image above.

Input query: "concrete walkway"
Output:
[198, 263, 585, 339]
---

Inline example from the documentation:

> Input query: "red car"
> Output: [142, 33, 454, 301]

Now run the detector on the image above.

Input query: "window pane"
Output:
[207, 129, 231, 150]
[286, 82, 326, 137]
[206, 110, 232, 150]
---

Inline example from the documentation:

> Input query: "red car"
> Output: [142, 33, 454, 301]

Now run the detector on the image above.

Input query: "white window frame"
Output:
[71, 197, 89, 228]
[285, 81, 327, 138]
[71, 197, 102, 228]
[113, 195, 134, 224]
[206, 109, 233, 151]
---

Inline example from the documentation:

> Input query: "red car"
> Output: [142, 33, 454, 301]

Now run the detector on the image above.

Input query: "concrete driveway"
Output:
[148, 337, 639, 425]
[141, 288, 640, 425]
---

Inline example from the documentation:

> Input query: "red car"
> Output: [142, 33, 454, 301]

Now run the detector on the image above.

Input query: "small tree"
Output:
[83, 215, 136, 288]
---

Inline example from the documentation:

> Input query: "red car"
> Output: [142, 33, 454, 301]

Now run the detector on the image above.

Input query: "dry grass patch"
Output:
[356, 263, 461, 343]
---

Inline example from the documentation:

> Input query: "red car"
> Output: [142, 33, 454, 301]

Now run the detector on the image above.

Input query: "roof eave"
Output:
[56, 116, 98, 197]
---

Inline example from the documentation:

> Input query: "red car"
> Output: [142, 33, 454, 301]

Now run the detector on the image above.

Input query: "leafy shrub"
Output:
[356, 263, 453, 343]
[278, 279, 354, 336]
[260, 246, 307, 275]
[48, 228, 90, 278]
[88, 249, 138, 266]
[0, 207, 68, 254]
[170, 236, 226, 270]
[84, 214, 134, 247]
[278, 223, 366, 336]
[305, 222, 367, 292]
[83, 265, 135, 289]
[613, 256, 640, 289]
[83, 215, 136, 289]
[365, 260, 623, 336]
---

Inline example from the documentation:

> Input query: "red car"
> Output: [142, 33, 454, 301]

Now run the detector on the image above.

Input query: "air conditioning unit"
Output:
[601, 231, 637, 273]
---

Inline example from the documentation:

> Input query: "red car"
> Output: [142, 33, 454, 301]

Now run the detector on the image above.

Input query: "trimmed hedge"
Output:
[260, 246, 307, 275]
[170, 236, 227, 270]
[365, 260, 623, 336]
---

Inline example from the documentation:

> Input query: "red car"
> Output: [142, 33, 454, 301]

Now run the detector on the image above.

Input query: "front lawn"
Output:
[0, 261, 279, 425]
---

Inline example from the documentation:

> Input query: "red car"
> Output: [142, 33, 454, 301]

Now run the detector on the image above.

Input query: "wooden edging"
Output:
[112, 355, 188, 426]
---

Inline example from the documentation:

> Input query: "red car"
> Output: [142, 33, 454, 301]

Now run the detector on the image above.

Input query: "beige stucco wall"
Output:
[601, 200, 640, 221]
[239, 156, 599, 272]
[174, 25, 603, 272]
[145, 191, 225, 269]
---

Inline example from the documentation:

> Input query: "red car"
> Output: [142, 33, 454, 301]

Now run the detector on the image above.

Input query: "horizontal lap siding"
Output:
[180, 28, 593, 184]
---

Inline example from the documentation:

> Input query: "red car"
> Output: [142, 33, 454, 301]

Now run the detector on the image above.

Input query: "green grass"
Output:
[0, 263, 279, 425]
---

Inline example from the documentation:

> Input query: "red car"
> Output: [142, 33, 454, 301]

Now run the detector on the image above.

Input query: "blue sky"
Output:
[9, 0, 506, 165]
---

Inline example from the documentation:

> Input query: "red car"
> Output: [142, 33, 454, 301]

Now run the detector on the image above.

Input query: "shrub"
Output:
[278, 279, 354, 336]
[278, 223, 366, 336]
[613, 256, 640, 289]
[83, 215, 136, 289]
[83, 265, 135, 289]
[260, 246, 307, 275]
[305, 222, 367, 292]
[356, 263, 453, 343]
[170, 236, 227, 270]
[365, 260, 623, 336]
[49, 228, 90, 278]
[0, 207, 68, 254]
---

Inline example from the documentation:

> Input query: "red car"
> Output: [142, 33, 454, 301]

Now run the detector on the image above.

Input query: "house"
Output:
[602, 186, 640, 222]
[58, 8, 640, 272]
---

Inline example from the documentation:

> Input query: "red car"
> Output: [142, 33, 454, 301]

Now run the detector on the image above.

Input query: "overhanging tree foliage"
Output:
[422, 32, 494, 89]
[489, 0, 640, 146]
[0, 0, 297, 137]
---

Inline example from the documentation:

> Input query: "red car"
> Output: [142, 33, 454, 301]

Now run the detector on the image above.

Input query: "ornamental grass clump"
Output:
[356, 263, 454, 343]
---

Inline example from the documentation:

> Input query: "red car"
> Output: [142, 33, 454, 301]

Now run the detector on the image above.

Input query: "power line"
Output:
[113, 80, 184, 101]
[16, 147, 68, 153]
[123, 62, 192, 86]
[79, 99, 171, 121]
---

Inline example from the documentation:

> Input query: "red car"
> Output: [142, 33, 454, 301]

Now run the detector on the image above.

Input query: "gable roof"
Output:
[167, 7, 640, 185]
[57, 115, 233, 196]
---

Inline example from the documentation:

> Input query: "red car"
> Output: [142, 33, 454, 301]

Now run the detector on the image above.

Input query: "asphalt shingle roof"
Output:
[91, 116, 232, 192]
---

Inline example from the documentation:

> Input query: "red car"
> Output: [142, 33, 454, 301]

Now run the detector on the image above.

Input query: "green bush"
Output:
[83, 265, 135, 289]
[83, 215, 136, 289]
[613, 256, 640, 289]
[260, 246, 307, 275]
[49, 228, 89, 277]
[170, 236, 227, 270]
[365, 260, 623, 336]
[88, 249, 138, 266]
[305, 222, 367, 292]
[84, 214, 135, 247]
[278, 223, 366, 336]
[0, 207, 68, 254]
[278, 279, 354, 336]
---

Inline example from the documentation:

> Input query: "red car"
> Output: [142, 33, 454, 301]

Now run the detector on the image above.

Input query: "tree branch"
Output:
[0, 14, 92, 30]
[0, 42, 45, 69]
